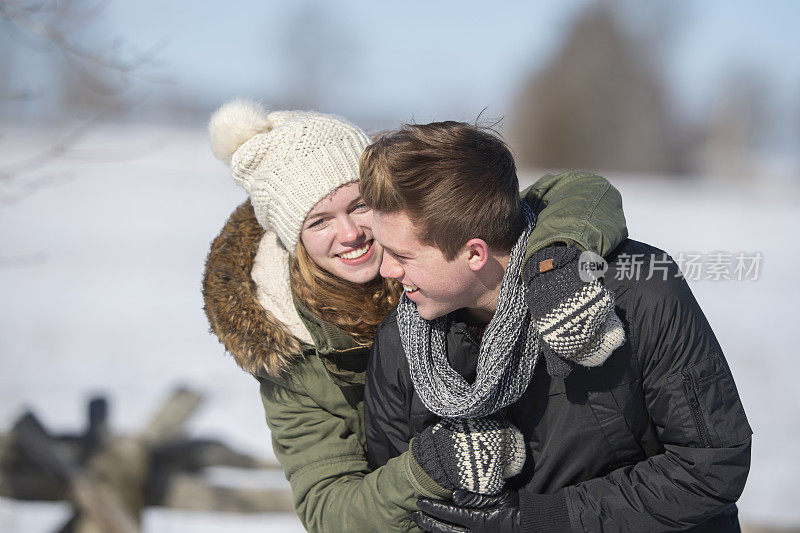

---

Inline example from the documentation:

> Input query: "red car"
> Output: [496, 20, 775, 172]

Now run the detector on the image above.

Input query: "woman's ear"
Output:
[464, 238, 490, 272]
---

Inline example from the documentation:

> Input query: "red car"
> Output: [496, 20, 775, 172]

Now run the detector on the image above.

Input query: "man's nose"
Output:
[380, 253, 403, 279]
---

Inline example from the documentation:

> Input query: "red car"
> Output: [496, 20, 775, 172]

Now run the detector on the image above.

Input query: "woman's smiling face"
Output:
[299, 182, 383, 284]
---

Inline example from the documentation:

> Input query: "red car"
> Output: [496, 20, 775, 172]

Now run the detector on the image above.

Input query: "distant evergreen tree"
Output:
[511, 3, 688, 174]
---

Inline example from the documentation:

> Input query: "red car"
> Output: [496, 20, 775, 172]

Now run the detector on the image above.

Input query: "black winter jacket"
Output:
[365, 240, 752, 532]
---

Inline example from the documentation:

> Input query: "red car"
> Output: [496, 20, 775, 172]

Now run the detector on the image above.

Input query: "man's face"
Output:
[372, 210, 477, 320]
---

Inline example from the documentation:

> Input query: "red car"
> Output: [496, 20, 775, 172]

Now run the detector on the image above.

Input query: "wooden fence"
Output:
[0, 389, 294, 532]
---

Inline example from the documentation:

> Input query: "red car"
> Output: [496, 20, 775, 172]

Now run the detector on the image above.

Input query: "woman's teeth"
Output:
[339, 242, 370, 260]
[403, 284, 419, 293]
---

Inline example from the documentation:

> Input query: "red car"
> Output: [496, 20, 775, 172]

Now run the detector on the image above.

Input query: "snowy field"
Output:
[1, 124, 798, 531]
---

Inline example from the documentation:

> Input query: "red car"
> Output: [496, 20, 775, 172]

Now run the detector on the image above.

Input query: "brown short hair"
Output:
[359, 121, 522, 260]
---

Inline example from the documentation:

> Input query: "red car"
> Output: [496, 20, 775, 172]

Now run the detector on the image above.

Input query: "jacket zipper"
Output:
[683, 373, 712, 448]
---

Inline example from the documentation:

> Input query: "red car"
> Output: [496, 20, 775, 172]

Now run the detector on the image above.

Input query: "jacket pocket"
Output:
[674, 353, 752, 448]
[682, 371, 712, 447]
[586, 378, 647, 468]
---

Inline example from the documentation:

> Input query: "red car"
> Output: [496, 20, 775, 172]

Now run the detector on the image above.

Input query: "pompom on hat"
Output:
[208, 99, 370, 253]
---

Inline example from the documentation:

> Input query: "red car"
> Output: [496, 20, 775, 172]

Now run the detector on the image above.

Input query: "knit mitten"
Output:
[523, 246, 625, 378]
[411, 418, 526, 496]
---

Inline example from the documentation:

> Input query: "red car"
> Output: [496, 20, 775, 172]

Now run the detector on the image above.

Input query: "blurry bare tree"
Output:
[510, 1, 689, 175]
[0, 0, 164, 104]
[0, 0, 164, 205]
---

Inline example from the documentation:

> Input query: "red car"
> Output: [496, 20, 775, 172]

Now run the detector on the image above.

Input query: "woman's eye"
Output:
[307, 218, 325, 229]
[353, 202, 370, 212]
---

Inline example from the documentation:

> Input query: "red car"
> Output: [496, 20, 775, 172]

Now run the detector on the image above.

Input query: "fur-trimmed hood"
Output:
[202, 201, 313, 378]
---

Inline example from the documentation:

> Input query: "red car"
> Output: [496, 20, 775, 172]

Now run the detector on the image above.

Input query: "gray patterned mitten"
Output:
[411, 418, 526, 496]
[523, 246, 625, 378]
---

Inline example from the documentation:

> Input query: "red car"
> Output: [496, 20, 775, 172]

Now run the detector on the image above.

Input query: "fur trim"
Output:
[208, 99, 272, 165]
[202, 201, 306, 378]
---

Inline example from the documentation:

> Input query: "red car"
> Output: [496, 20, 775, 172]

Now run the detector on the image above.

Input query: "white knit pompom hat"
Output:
[208, 99, 371, 253]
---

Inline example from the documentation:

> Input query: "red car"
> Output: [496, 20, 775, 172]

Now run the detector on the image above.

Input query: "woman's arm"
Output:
[257, 357, 445, 533]
[522, 170, 628, 258]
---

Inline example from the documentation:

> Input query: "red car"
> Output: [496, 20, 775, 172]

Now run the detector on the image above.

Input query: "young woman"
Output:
[202, 100, 628, 532]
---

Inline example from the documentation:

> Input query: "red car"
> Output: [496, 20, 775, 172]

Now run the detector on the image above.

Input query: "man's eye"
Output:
[353, 202, 370, 212]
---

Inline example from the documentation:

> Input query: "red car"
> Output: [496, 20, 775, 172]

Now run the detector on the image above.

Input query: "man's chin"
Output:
[416, 306, 445, 321]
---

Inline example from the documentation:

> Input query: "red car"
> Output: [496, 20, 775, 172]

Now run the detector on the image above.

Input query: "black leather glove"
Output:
[523, 246, 622, 378]
[413, 489, 522, 533]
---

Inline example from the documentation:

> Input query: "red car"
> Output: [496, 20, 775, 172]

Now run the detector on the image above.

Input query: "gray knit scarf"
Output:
[396, 202, 538, 418]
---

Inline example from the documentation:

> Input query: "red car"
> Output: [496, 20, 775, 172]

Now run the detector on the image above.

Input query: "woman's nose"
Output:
[338, 216, 364, 245]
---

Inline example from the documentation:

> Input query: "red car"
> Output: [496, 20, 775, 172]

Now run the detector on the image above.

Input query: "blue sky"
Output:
[4, 0, 799, 134]
[90, 0, 598, 122]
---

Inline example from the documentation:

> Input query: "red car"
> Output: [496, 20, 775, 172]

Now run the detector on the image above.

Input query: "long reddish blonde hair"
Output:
[290, 241, 401, 346]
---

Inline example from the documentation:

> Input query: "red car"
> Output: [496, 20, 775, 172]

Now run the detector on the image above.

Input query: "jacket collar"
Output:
[202, 201, 366, 383]
[291, 288, 368, 385]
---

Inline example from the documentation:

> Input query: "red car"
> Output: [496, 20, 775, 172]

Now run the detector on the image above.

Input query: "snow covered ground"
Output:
[1, 124, 798, 531]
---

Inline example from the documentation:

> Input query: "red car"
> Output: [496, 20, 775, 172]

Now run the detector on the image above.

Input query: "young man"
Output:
[359, 121, 751, 532]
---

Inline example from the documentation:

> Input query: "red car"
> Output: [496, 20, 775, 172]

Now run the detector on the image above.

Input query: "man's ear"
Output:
[464, 238, 490, 272]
